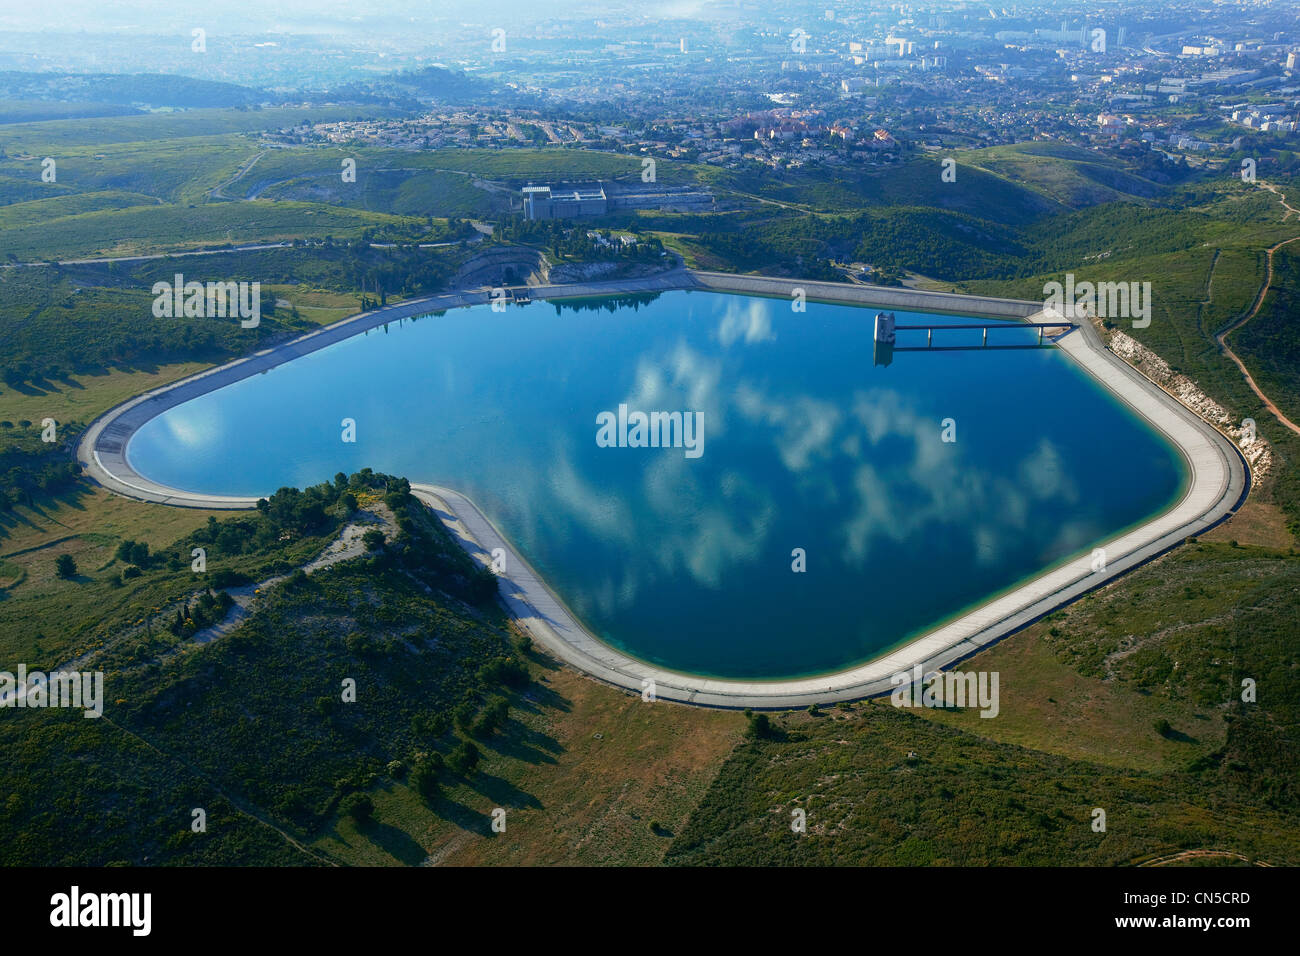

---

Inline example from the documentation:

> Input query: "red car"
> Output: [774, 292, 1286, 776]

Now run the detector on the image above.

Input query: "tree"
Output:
[55, 554, 77, 579]
[472, 697, 510, 738]
[453, 701, 476, 732]
[341, 793, 374, 824]
[412, 754, 443, 799]
[448, 741, 480, 776]
[746, 712, 772, 739]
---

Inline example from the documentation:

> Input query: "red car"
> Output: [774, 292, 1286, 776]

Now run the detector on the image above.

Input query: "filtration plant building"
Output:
[522, 184, 609, 220]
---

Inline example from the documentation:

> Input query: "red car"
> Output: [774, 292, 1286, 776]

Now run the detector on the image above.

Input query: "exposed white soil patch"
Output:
[1106, 327, 1272, 479]
[186, 506, 398, 648]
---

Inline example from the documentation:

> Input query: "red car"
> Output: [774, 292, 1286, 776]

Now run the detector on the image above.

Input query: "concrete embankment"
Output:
[77, 271, 1248, 708]
[691, 270, 1042, 319]
[78, 288, 492, 507]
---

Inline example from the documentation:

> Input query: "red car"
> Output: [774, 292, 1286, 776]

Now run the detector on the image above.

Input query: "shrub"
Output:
[55, 554, 77, 579]
[477, 656, 529, 689]
[210, 569, 253, 588]
[412, 712, 448, 739]
[468, 565, 500, 603]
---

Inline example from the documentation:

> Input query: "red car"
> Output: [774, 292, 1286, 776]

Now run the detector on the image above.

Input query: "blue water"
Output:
[128, 291, 1185, 679]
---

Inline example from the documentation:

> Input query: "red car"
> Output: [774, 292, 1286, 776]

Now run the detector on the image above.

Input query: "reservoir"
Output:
[126, 290, 1185, 679]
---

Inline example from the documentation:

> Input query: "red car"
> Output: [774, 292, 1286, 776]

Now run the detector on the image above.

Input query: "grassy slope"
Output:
[313, 661, 741, 866]
[1, 709, 316, 866]
[0, 479, 520, 865]
[1231, 243, 1300, 425]
[0, 190, 161, 228]
[0, 200, 420, 260]
[666, 700, 1297, 866]
[956, 140, 1168, 208]
[0, 106, 401, 152]
[0, 137, 254, 206]
[0, 362, 209, 425]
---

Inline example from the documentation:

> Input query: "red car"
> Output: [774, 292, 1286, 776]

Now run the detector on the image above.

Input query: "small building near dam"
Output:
[522, 184, 608, 220]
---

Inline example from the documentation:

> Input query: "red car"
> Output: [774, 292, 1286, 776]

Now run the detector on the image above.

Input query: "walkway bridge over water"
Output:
[873, 311, 1076, 365]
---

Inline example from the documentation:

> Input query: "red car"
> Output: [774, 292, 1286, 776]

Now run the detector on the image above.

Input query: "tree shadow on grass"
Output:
[525, 647, 564, 674]
[478, 718, 563, 765]
[0, 509, 46, 539]
[428, 792, 494, 836]
[360, 821, 428, 866]
[24, 374, 68, 395]
[0, 484, 95, 543]
[513, 681, 571, 715]
[462, 769, 543, 812]
[55, 484, 91, 510]
[1, 380, 50, 397]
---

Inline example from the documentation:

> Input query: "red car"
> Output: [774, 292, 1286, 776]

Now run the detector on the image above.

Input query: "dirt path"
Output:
[209, 150, 266, 201]
[1214, 182, 1300, 438]
[11, 507, 399, 689]
[1139, 848, 1270, 867]
[183, 510, 394, 650]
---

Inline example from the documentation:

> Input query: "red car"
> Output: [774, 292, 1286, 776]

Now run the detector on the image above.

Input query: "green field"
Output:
[0, 200, 423, 260]
[0, 106, 401, 152]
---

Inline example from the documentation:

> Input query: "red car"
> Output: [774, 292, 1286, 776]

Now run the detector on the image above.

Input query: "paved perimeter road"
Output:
[78, 273, 1249, 709]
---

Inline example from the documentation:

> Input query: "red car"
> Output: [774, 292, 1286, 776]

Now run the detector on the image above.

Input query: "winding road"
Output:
[1214, 182, 1300, 438]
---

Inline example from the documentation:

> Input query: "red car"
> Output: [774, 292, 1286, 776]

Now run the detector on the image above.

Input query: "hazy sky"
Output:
[0, 0, 699, 33]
